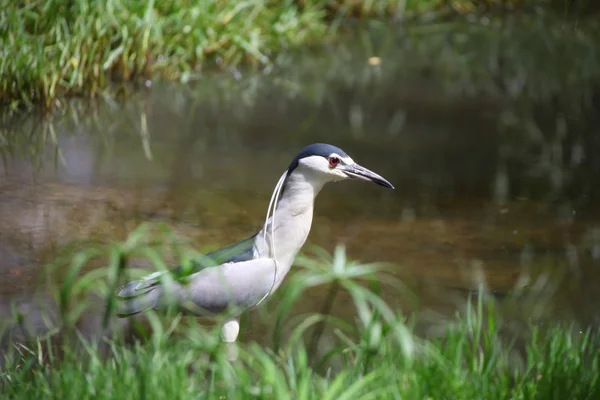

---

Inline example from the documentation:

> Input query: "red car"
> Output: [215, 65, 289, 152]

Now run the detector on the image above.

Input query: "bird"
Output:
[116, 143, 394, 343]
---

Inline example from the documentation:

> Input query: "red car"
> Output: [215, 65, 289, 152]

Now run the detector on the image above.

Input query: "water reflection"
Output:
[1, 26, 600, 351]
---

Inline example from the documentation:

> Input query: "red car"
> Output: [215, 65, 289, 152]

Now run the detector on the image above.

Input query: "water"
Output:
[2, 27, 600, 349]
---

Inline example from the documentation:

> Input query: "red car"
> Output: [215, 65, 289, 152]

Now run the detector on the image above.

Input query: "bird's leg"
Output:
[221, 318, 240, 342]
[221, 318, 240, 361]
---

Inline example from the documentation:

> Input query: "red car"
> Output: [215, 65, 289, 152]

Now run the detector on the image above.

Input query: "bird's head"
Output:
[287, 143, 394, 189]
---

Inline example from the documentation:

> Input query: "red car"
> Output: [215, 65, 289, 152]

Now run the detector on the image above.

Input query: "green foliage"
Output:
[2, 0, 599, 109]
[1, 226, 599, 399]
[0, 0, 330, 109]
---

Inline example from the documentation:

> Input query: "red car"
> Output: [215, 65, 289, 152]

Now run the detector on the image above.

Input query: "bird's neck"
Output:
[259, 168, 327, 289]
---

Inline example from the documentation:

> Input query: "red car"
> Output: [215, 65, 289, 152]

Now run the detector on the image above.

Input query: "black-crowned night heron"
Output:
[117, 143, 394, 342]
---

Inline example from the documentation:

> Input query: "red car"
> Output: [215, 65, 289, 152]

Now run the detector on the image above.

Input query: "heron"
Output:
[116, 143, 394, 343]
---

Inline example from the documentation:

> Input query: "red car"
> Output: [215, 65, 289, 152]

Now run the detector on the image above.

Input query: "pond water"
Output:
[2, 26, 600, 351]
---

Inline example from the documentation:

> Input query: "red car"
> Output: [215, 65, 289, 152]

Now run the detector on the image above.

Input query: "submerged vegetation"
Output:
[2, 0, 600, 109]
[1, 224, 599, 398]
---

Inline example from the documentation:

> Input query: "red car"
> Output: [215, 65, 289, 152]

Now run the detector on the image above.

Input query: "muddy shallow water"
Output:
[2, 42, 600, 350]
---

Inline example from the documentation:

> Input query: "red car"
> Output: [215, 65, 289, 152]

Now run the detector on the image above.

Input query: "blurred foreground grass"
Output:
[2, 0, 599, 109]
[1, 224, 599, 399]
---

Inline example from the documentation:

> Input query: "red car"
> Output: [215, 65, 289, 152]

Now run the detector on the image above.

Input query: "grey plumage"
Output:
[116, 233, 263, 316]
[117, 257, 276, 317]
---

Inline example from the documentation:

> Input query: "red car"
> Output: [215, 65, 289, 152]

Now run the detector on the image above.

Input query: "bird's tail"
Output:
[115, 280, 161, 317]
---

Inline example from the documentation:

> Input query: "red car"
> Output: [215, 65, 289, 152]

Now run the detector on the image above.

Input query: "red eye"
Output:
[329, 157, 340, 167]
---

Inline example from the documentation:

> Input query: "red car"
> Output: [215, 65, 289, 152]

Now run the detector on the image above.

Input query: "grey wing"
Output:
[184, 258, 276, 315]
[205, 232, 260, 264]
[117, 233, 261, 299]
[170, 232, 260, 279]
[117, 258, 275, 317]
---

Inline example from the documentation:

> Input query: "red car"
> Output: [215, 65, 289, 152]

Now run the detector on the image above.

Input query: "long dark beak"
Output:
[341, 163, 395, 189]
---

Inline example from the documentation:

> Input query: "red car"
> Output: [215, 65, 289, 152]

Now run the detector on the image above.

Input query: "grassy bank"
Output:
[1, 0, 329, 109]
[2, 0, 599, 110]
[1, 225, 599, 399]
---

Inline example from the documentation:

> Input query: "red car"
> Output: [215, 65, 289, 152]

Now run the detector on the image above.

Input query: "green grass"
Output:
[3, 323, 598, 399]
[2, 0, 599, 110]
[1, 224, 599, 399]
[1, 0, 332, 109]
